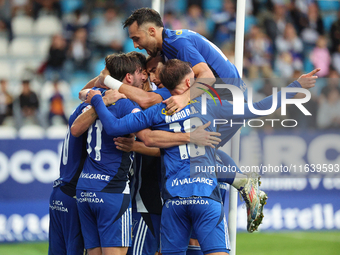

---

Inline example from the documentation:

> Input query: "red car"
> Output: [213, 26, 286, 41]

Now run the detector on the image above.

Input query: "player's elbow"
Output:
[70, 124, 82, 137]
[143, 137, 153, 147]
[143, 136, 158, 148]
[139, 98, 153, 109]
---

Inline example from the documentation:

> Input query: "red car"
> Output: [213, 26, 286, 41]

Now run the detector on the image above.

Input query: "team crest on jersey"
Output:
[82, 105, 92, 113]
[161, 108, 170, 115]
[131, 108, 141, 113]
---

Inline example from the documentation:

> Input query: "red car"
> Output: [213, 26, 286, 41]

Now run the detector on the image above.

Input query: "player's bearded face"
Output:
[128, 22, 158, 57]
[145, 37, 158, 57]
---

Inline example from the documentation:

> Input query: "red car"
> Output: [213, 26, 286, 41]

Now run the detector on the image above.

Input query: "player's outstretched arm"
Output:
[219, 68, 321, 121]
[71, 89, 126, 137]
[163, 62, 216, 114]
[89, 92, 154, 137]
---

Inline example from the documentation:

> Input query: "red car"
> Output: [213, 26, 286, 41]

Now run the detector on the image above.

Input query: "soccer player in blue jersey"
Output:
[122, 7, 247, 114]
[188, 149, 237, 255]
[73, 53, 146, 255]
[89, 8, 261, 228]
[85, 59, 318, 254]
[80, 52, 170, 110]
[98, 53, 265, 234]
[48, 91, 125, 255]
[73, 53, 220, 255]
[48, 102, 88, 255]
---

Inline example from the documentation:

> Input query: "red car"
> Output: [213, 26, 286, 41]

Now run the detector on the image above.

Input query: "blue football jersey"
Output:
[161, 28, 247, 100]
[76, 98, 141, 193]
[152, 87, 172, 100]
[57, 102, 89, 193]
[131, 87, 170, 213]
[91, 81, 301, 201]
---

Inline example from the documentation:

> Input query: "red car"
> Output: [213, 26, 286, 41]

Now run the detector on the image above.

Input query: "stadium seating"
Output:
[12, 15, 34, 37]
[34, 16, 62, 36]
[11, 60, 42, 81]
[18, 125, 45, 139]
[0, 61, 11, 79]
[203, 0, 223, 12]
[9, 38, 35, 57]
[322, 14, 337, 33]
[0, 126, 17, 139]
[317, 0, 340, 11]
[0, 38, 8, 56]
[60, 0, 84, 14]
[46, 125, 68, 139]
[36, 37, 51, 57]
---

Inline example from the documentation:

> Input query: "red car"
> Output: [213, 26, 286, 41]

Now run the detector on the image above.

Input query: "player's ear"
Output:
[185, 78, 191, 88]
[148, 26, 156, 37]
[125, 73, 132, 83]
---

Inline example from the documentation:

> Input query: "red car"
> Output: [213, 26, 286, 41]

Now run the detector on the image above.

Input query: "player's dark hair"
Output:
[123, 8, 164, 28]
[126, 51, 147, 69]
[159, 59, 192, 91]
[146, 51, 163, 65]
[105, 53, 143, 82]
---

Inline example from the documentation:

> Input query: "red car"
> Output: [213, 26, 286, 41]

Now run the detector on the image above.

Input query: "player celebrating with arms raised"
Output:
[85, 59, 319, 254]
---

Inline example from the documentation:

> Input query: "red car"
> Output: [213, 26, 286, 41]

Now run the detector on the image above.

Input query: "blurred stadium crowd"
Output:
[0, 0, 340, 134]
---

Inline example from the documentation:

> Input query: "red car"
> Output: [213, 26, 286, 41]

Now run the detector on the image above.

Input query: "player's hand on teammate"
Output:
[190, 121, 221, 148]
[297, 68, 320, 89]
[79, 89, 91, 101]
[103, 89, 127, 106]
[97, 68, 110, 88]
[114, 134, 135, 152]
[163, 93, 190, 115]
[85, 90, 101, 104]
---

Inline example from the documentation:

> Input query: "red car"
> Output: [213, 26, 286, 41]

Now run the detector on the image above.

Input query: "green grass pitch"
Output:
[0, 231, 339, 255]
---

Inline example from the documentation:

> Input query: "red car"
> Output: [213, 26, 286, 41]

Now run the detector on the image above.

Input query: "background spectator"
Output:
[44, 34, 68, 82]
[11, 0, 31, 17]
[0, 79, 13, 125]
[48, 79, 67, 126]
[275, 23, 303, 70]
[330, 10, 340, 52]
[63, 8, 90, 40]
[246, 25, 273, 79]
[181, 4, 208, 38]
[93, 6, 126, 57]
[275, 51, 295, 78]
[32, 0, 62, 19]
[317, 87, 340, 129]
[310, 35, 331, 77]
[300, 2, 324, 47]
[212, 0, 237, 46]
[262, 2, 293, 52]
[0, 0, 339, 130]
[163, 11, 182, 30]
[332, 44, 340, 74]
[0, 0, 13, 40]
[18, 80, 40, 126]
[67, 28, 91, 73]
